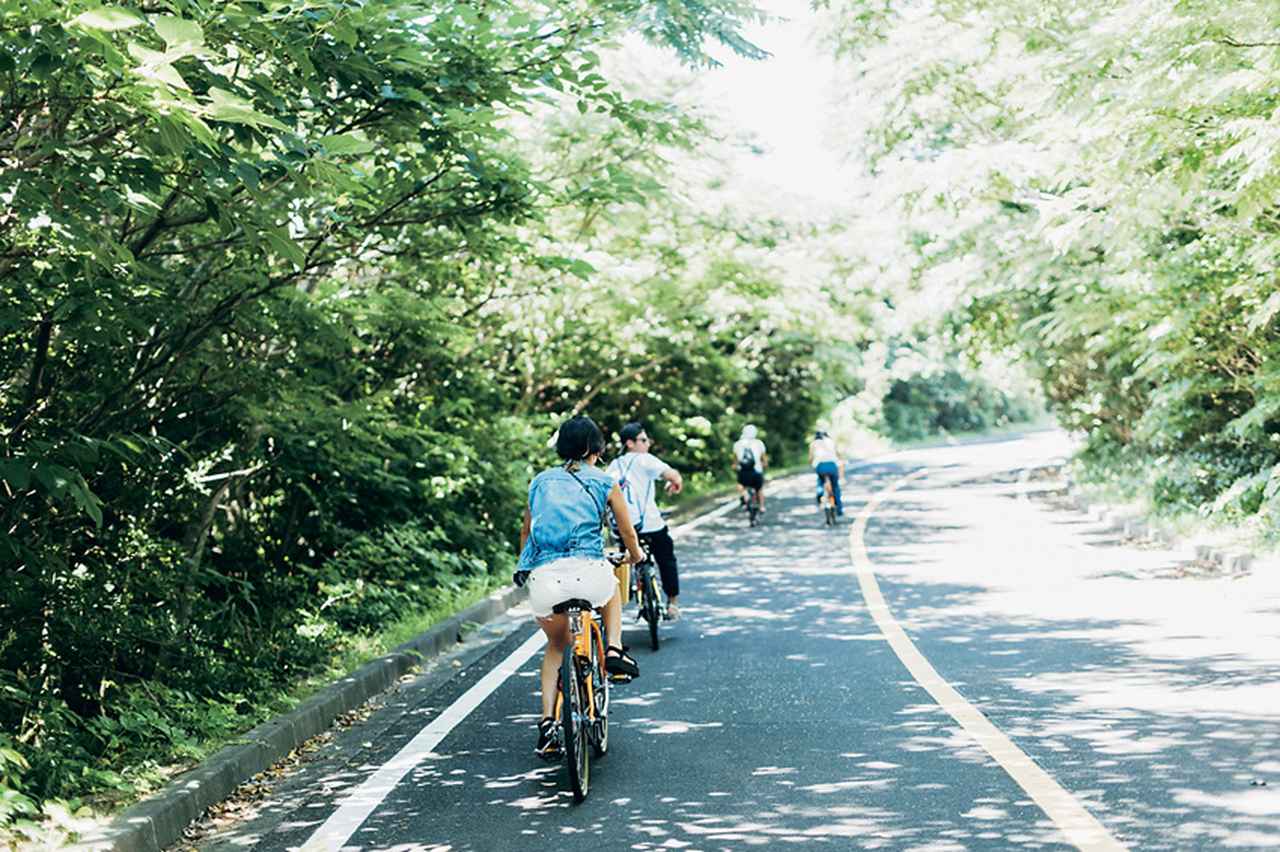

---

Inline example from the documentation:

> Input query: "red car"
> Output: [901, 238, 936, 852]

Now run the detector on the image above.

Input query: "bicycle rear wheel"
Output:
[747, 490, 759, 527]
[560, 650, 589, 801]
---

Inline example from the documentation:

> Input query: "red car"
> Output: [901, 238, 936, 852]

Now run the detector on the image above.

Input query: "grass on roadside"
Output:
[11, 576, 511, 850]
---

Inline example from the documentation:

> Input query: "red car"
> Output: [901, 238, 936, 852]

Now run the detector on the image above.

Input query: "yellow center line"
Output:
[849, 468, 1127, 851]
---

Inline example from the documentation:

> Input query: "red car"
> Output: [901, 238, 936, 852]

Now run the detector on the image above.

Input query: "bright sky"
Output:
[699, 2, 855, 205]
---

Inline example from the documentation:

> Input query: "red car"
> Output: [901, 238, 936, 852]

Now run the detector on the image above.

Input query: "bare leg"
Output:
[537, 614, 569, 719]
[600, 589, 622, 650]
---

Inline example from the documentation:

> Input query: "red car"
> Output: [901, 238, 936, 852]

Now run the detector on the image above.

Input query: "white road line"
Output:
[300, 630, 545, 851]
[299, 503, 727, 849]
[849, 469, 1127, 851]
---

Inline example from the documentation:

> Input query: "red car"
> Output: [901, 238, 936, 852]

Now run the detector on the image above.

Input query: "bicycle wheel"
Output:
[825, 504, 836, 526]
[747, 490, 759, 527]
[589, 624, 609, 757]
[560, 649, 589, 802]
[643, 569, 661, 651]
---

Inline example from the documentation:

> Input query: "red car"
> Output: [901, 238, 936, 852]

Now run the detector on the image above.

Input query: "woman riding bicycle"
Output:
[809, 429, 844, 517]
[517, 415, 645, 759]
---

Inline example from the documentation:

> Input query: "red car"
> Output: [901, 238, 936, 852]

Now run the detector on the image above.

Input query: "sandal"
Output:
[665, 601, 679, 622]
[605, 645, 639, 681]
[535, 717, 561, 760]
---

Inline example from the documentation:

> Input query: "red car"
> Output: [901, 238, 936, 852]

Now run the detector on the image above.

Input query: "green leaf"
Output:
[32, 464, 74, 499]
[154, 16, 205, 52]
[205, 88, 288, 130]
[0, 459, 31, 491]
[72, 7, 146, 31]
[319, 133, 375, 156]
[128, 42, 190, 90]
[155, 115, 193, 155]
[68, 482, 104, 527]
[263, 227, 306, 269]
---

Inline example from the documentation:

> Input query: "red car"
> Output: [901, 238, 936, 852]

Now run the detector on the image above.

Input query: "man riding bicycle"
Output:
[606, 423, 685, 621]
[517, 415, 646, 760]
[732, 424, 767, 514]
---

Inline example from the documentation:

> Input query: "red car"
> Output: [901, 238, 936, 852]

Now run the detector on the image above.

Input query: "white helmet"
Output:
[741, 424, 757, 440]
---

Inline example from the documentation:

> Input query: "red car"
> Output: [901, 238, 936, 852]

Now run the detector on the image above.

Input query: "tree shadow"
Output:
[193, 459, 1280, 851]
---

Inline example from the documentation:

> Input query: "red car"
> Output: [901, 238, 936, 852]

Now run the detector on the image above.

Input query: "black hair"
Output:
[618, 421, 645, 446]
[814, 430, 827, 439]
[555, 415, 606, 461]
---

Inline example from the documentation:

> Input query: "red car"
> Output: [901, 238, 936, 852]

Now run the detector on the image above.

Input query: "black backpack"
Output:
[738, 445, 756, 470]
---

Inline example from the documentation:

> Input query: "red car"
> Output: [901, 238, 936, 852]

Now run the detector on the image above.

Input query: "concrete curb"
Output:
[76, 584, 528, 852]
[1062, 478, 1257, 575]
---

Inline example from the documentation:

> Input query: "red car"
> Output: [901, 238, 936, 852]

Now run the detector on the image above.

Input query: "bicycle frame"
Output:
[553, 606, 606, 726]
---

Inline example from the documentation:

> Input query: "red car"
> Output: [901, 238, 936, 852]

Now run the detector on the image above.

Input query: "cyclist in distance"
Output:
[809, 429, 844, 517]
[733, 424, 768, 515]
[517, 415, 646, 759]
[606, 423, 685, 620]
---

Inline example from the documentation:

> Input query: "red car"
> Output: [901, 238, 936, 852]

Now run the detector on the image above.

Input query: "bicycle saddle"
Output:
[552, 598, 595, 614]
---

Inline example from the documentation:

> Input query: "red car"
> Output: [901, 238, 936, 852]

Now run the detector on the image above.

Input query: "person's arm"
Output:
[808, 442, 816, 466]
[649, 454, 682, 494]
[519, 505, 531, 551]
[607, 484, 645, 564]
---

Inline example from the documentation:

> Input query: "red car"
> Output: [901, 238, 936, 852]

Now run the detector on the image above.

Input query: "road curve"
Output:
[192, 430, 1280, 851]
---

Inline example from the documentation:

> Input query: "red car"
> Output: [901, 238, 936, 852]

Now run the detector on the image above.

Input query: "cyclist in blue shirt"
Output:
[517, 415, 645, 759]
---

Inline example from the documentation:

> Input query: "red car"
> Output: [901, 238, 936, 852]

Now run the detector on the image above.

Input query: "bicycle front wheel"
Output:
[561, 650, 589, 802]
[643, 570, 661, 651]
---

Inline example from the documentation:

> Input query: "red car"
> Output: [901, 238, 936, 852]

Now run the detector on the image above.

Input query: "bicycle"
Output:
[631, 537, 662, 651]
[745, 484, 760, 527]
[547, 558, 619, 803]
[819, 472, 837, 526]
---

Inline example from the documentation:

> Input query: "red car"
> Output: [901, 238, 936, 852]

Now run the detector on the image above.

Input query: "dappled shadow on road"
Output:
[288, 474, 1074, 851]
[858, 471, 1280, 850]
[194, 459, 1280, 851]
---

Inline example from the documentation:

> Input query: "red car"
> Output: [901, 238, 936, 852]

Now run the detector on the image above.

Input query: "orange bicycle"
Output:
[549, 564, 617, 802]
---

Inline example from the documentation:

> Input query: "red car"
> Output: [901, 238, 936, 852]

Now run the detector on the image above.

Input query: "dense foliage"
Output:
[0, 0, 1047, 837]
[822, 0, 1280, 526]
[0, 0, 866, 833]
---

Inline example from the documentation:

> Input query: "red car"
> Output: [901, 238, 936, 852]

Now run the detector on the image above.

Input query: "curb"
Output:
[76, 584, 527, 852]
[1062, 479, 1256, 575]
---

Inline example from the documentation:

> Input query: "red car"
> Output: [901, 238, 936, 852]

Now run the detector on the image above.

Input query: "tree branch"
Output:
[1217, 35, 1280, 48]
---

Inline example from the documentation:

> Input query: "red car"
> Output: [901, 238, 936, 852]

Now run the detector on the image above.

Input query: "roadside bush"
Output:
[316, 521, 494, 634]
[881, 369, 1039, 443]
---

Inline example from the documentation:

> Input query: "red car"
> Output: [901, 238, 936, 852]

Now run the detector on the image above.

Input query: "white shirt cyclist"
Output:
[733, 437, 767, 474]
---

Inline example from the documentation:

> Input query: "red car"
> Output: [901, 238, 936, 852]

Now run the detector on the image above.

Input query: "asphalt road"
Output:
[193, 431, 1280, 851]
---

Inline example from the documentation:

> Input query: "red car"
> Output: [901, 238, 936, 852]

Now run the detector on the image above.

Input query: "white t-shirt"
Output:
[733, 438, 766, 473]
[810, 437, 839, 465]
[606, 452, 671, 534]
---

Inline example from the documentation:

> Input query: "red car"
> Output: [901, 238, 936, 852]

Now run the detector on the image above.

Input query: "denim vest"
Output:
[517, 464, 613, 572]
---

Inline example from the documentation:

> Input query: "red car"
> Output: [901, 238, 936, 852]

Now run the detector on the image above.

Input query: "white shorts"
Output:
[526, 557, 617, 618]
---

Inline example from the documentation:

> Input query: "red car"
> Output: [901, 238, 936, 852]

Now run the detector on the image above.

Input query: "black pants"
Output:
[639, 527, 679, 599]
